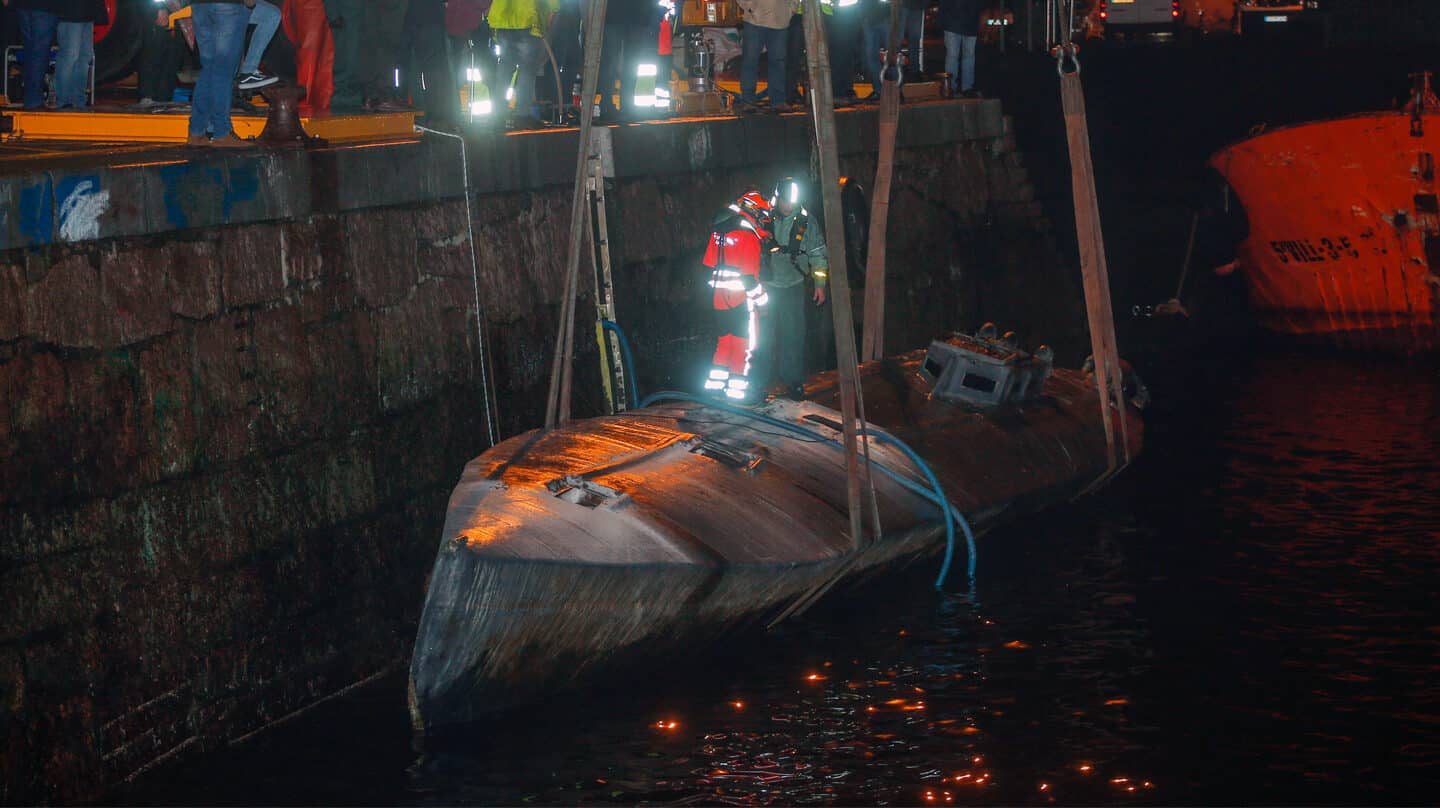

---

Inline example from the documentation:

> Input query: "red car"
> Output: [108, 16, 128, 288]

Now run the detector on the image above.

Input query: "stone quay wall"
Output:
[0, 101, 1079, 803]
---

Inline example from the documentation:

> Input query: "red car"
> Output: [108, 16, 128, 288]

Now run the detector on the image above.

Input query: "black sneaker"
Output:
[237, 71, 279, 91]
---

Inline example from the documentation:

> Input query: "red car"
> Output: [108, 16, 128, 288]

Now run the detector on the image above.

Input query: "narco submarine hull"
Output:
[408, 336, 1144, 730]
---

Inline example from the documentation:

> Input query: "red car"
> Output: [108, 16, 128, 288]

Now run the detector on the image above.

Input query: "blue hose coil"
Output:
[638, 390, 977, 592]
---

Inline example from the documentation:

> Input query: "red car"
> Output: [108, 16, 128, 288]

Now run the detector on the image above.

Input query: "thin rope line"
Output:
[416, 124, 498, 447]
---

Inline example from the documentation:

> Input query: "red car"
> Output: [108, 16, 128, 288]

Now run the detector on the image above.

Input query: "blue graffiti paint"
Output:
[17, 176, 55, 246]
[158, 161, 227, 230]
[223, 161, 260, 220]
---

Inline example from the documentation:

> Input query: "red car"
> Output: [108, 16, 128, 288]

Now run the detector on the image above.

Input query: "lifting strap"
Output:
[545, 0, 610, 427]
[861, 0, 904, 362]
[1056, 37, 1131, 488]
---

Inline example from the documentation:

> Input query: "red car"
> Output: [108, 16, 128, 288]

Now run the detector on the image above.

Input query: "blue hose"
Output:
[600, 319, 641, 409]
[858, 429, 977, 591]
[638, 390, 977, 592]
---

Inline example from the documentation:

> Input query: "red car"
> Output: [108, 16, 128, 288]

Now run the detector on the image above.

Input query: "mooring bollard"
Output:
[258, 84, 314, 147]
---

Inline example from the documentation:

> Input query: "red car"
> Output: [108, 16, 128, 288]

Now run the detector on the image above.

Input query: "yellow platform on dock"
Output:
[711, 78, 945, 102]
[0, 107, 419, 144]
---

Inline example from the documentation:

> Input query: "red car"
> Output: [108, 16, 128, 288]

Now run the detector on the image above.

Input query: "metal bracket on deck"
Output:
[689, 439, 765, 475]
[545, 476, 632, 509]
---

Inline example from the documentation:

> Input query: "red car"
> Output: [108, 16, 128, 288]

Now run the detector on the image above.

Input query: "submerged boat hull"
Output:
[1210, 112, 1440, 351]
[410, 351, 1142, 728]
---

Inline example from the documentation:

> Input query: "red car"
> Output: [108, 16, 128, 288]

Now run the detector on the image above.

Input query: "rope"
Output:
[416, 125, 499, 447]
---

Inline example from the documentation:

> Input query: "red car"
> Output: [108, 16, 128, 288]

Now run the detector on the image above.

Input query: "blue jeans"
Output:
[740, 22, 786, 105]
[189, 3, 249, 137]
[17, 9, 58, 109]
[944, 32, 979, 93]
[54, 21, 93, 108]
[239, 0, 283, 75]
[944, 31, 976, 93]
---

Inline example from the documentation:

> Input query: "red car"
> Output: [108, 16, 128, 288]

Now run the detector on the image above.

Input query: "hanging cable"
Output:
[416, 125, 498, 447]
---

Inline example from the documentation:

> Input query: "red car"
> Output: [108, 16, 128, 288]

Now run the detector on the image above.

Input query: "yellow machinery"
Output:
[0, 107, 418, 144]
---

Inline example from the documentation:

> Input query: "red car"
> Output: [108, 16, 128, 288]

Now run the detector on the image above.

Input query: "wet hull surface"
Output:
[410, 352, 1143, 728]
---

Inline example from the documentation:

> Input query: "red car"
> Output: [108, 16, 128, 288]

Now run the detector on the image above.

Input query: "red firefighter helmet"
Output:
[730, 190, 773, 239]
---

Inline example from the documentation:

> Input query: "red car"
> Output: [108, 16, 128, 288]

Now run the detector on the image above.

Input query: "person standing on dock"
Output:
[5, 0, 60, 110]
[282, 0, 334, 114]
[702, 191, 774, 403]
[938, 0, 980, 97]
[596, 0, 654, 121]
[764, 175, 827, 399]
[735, 0, 792, 113]
[822, 0, 862, 104]
[53, 0, 104, 109]
[234, 0, 282, 91]
[187, 0, 255, 147]
[488, 0, 551, 128]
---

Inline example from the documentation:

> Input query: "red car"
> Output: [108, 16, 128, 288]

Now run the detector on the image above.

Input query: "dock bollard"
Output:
[258, 84, 314, 147]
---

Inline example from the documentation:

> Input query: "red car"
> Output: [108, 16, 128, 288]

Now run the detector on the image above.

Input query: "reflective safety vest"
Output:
[704, 217, 770, 311]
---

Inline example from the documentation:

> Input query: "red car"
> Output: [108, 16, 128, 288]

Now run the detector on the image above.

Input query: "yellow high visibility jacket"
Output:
[489, 0, 553, 35]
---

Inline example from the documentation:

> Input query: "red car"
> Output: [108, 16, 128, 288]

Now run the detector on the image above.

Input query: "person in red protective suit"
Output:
[282, 0, 334, 114]
[702, 190, 773, 402]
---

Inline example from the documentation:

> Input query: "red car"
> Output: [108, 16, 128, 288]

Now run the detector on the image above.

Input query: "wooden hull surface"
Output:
[409, 351, 1143, 728]
[1210, 112, 1440, 351]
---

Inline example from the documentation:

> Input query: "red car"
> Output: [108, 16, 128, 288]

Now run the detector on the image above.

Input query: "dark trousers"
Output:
[826, 10, 861, 98]
[766, 282, 808, 388]
[785, 14, 804, 104]
[598, 22, 651, 115]
[540, 6, 581, 106]
[322, 0, 365, 107]
[138, 24, 185, 103]
[369, 0, 411, 100]
[399, 0, 455, 122]
[739, 21, 786, 105]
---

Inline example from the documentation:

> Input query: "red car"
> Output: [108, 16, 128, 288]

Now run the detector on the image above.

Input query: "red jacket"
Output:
[703, 225, 764, 310]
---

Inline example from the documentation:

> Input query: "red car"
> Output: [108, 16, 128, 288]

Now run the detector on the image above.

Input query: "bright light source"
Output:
[637, 63, 659, 77]
[465, 67, 482, 82]
[470, 100, 493, 116]
[505, 87, 514, 101]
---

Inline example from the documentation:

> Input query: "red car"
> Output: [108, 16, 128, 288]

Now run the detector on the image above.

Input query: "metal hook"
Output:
[1054, 42, 1080, 76]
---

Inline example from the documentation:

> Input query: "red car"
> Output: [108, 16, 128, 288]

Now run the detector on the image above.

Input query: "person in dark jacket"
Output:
[938, 0, 979, 96]
[4, 0, 64, 109]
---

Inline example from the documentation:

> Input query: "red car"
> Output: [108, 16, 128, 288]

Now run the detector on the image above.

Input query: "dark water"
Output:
[125, 346, 1440, 806]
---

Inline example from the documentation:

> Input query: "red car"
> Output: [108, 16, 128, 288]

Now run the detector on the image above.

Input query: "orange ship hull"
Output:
[1210, 113, 1440, 351]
